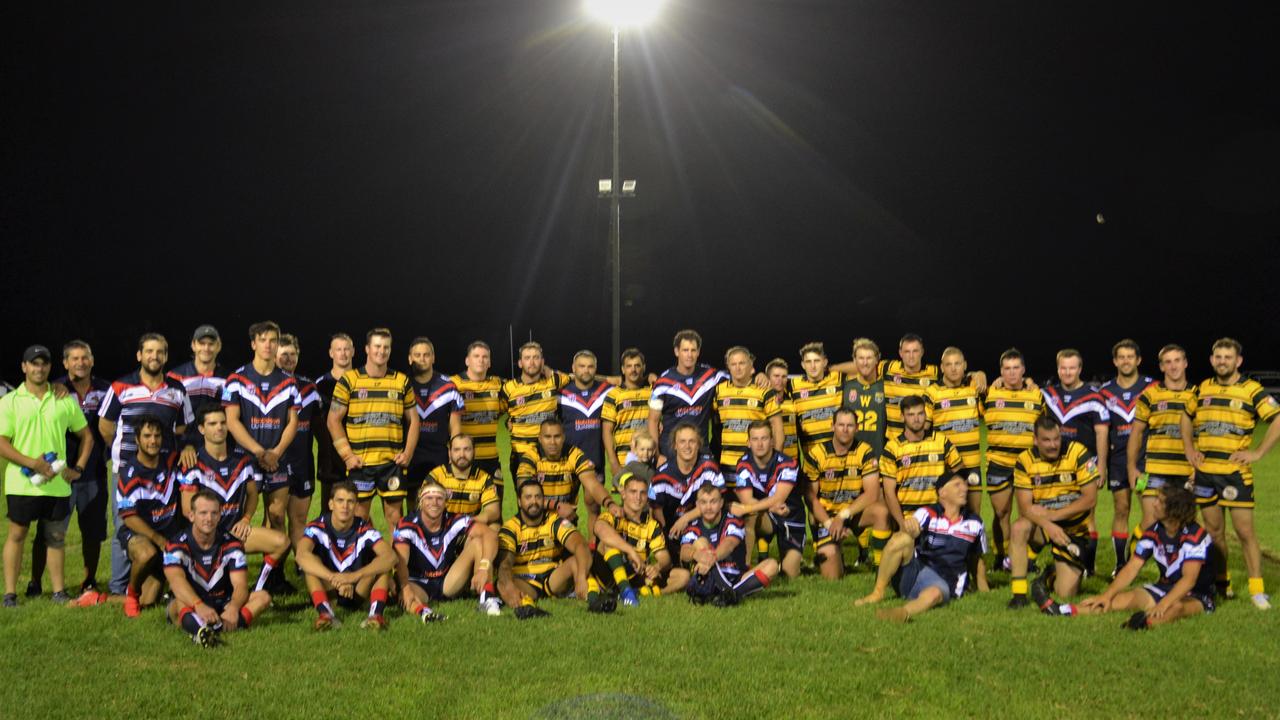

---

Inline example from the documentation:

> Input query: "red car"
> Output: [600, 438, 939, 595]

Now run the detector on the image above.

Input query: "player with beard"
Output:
[1098, 339, 1155, 575]
[426, 434, 501, 526]
[496, 479, 594, 617]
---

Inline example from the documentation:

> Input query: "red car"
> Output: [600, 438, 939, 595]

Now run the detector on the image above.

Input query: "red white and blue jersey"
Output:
[221, 365, 300, 453]
[54, 375, 111, 487]
[911, 504, 987, 598]
[116, 453, 182, 534]
[283, 374, 321, 472]
[99, 371, 194, 467]
[163, 529, 247, 607]
[1042, 382, 1109, 453]
[734, 451, 804, 518]
[179, 448, 258, 534]
[167, 361, 228, 421]
[680, 512, 747, 577]
[1134, 521, 1216, 596]
[650, 454, 726, 524]
[559, 380, 611, 469]
[393, 511, 474, 584]
[410, 373, 463, 469]
[304, 514, 383, 573]
[1100, 376, 1155, 461]
[650, 364, 728, 454]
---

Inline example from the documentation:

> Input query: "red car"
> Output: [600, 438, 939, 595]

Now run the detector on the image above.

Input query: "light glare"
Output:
[585, 0, 663, 28]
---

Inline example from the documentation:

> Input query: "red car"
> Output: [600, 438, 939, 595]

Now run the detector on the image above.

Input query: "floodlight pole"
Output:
[609, 25, 622, 374]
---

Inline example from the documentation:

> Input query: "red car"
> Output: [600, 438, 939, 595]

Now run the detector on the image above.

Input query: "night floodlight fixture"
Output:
[585, 0, 664, 28]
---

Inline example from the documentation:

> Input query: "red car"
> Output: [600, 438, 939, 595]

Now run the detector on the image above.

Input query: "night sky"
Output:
[3, 1, 1277, 382]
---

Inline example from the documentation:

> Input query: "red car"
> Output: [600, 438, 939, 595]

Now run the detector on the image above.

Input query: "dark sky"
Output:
[3, 1, 1278, 382]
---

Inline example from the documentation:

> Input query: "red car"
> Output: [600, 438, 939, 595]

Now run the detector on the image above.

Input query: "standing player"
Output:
[982, 348, 1043, 570]
[167, 325, 227, 450]
[592, 470, 673, 602]
[115, 416, 184, 617]
[426, 434, 501, 526]
[804, 408, 891, 580]
[559, 350, 611, 477]
[221, 321, 300, 592]
[405, 337, 463, 501]
[496, 479, 594, 617]
[502, 342, 569, 474]
[602, 348, 653, 480]
[1127, 344, 1196, 533]
[1007, 416, 1099, 609]
[394, 480, 500, 622]
[313, 333, 355, 508]
[839, 338, 888, 461]
[712, 346, 783, 469]
[649, 423, 727, 537]
[326, 328, 419, 526]
[514, 419, 618, 542]
[450, 341, 508, 501]
[1181, 338, 1280, 609]
[647, 330, 728, 461]
[296, 481, 397, 630]
[1098, 339, 1155, 575]
[880, 395, 965, 520]
[763, 358, 799, 461]
[275, 334, 322, 581]
[730, 421, 804, 578]
[680, 484, 779, 607]
[787, 342, 848, 464]
[924, 347, 984, 508]
[877, 334, 940, 437]
[1041, 348, 1109, 576]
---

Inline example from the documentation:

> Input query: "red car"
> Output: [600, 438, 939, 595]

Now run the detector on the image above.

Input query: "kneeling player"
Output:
[592, 471, 673, 603]
[1032, 486, 1218, 629]
[164, 490, 271, 647]
[681, 484, 778, 606]
[394, 480, 500, 622]
[296, 481, 397, 630]
[496, 479, 593, 618]
[854, 474, 988, 622]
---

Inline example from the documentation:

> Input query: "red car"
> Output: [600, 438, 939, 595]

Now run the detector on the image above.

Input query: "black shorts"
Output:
[69, 479, 109, 543]
[769, 514, 806, 556]
[117, 520, 179, 548]
[259, 466, 290, 496]
[1107, 457, 1129, 492]
[408, 575, 448, 601]
[1193, 471, 1254, 509]
[1029, 526, 1089, 572]
[7, 494, 72, 526]
[287, 459, 315, 499]
[1144, 581, 1216, 613]
[348, 463, 406, 501]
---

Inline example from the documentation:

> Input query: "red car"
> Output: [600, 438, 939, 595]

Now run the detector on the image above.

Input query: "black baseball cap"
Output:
[22, 345, 51, 363]
[192, 324, 220, 342]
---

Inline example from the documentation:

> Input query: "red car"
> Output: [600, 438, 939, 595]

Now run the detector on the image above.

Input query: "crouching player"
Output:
[681, 484, 778, 607]
[496, 479, 593, 619]
[117, 415, 183, 617]
[731, 420, 804, 579]
[804, 408, 891, 580]
[296, 481, 396, 631]
[393, 480, 500, 623]
[854, 473, 988, 622]
[164, 490, 271, 647]
[1032, 486, 1218, 629]
[591, 470, 673, 604]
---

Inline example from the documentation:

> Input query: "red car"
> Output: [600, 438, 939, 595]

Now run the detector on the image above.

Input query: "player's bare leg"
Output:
[989, 488, 1013, 568]
[546, 558, 578, 597]
[855, 531, 913, 606]
[877, 585, 944, 623]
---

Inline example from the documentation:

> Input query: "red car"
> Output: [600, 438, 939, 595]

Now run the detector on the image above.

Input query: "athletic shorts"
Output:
[1144, 581, 1215, 614]
[69, 479, 109, 543]
[893, 557, 953, 604]
[7, 494, 71, 526]
[1029, 525, 1089, 572]
[959, 468, 982, 491]
[812, 515, 858, 550]
[517, 571, 554, 599]
[287, 459, 315, 499]
[1192, 471, 1254, 509]
[986, 465, 1014, 493]
[1141, 473, 1193, 498]
[348, 463, 406, 501]
[1107, 457, 1130, 492]
[686, 563, 746, 600]
[259, 467, 290, 496]
[769, 514, 806, 556]
[408, 575, 448, 601]
[117, 520, 179, 548]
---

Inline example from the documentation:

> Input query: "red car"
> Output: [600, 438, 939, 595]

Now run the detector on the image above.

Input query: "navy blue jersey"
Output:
[649, 364, 728, 455]
[650, 454, 726, 527]
[99, 371, 193, 467]
[312, 372, 346, 482]
[910, 504, 987, 598]
[1100, 376, 1155, 460]
[1042, 382, 1109, 454]
[167, 361, 228, 422]
[163, 528, 247, 607]
[393, 511, 474, 584]
[221, 365, 300, 452]
[179, 448, 258, 534]
[116, 453, 182, 534]
[54, 375, 110, 487]
[680, 512, 747, 577]
[303, 514, 383, 573]
[283, 374, 321, 472]
[410, 373, 463, 469]
[733, 450, 804, 518]
[1135, 520, 1216, 597]
[559, 380, 611, 469]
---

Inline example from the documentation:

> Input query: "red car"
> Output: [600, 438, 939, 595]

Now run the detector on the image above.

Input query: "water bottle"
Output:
[22, 452, 64, 486]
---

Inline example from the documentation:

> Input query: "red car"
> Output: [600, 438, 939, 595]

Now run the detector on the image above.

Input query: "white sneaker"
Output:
[1251, 593, 1272, 611]
[479, 597, 502, 616]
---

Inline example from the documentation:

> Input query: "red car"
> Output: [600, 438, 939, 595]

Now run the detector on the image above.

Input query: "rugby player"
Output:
[394, 480, 500, 622]
[163, 490, 271, 647]
[559, 350, 611, 472]
[591, 470, 673, 603]
[115, 416, 183, 617]
[982, 348, 1042, 570]
[514, 419, 619, 544]
[1181, 338, 1280, 609]
[313, 333, 355, 507]
[296, 481, 397, 630]
[838, 338, 888, 461]
[650, 423, 727, 539]
[1007, 415, 1099, 608]
[496, 479, 594, 617]
[502, 341, 569, 472]
[680, 483, 779, 607]
[405, 337, 463, 502]
[1099, 339, 1155, 575]
[647, 329, 728, 461]
[275, 334, 322, 582]
[426, 434, 501, 526]
[712, 346, 783, 469]
[326, 328, 419, 526]
[221, 321, 300, 592]
[167, 325, 227, 451]
[1032, 486, 1218, 628]
[924, 347, 983, 509]
[602, 348, 654, 480]
[450, 341, 507, 501]
[880, 395, 965, 521]
[787, 342, 848, 463]
[804, 408, 891, 580]
[1127, 344, 1196, 533]
[763, 358, 799, 460]
[730, 421, 804, 578]
[854, 473, 989, 622]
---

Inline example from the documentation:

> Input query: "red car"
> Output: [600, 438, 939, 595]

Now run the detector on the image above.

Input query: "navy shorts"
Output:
[1144, 581, 1215, 613]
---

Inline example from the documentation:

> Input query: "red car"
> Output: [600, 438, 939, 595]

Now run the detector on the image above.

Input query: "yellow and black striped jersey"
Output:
[787, 371, 847, 456]
[879, 431, 964, 510]
[514, 444, 595, 506]
[597, 509, 667, 559]
[1134, 382, 1196, 477]
[1187, 377, 1280, 475]
[713, 382, 781, 467]
[924, 384, 983, 469]
[1014, 441, 1098, 529]
[983, 386, 1044, 470]
[499, 513, 576, 577]
[878, 359, 940, 433]
[331, 369, 414, 466]
[449, 374, 506, 462]
[427, 464, 498, 517]
[601, 384, 652, 464]
[777, 395, 799, 459]
[804, 439, 878, 515]
[502, 372, 570, 455]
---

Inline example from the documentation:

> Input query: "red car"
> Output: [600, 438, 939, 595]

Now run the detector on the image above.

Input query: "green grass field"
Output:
[2, 426, 1279, 719]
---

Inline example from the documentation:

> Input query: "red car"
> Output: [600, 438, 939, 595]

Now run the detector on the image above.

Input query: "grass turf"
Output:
[2, 425, 1278, 719]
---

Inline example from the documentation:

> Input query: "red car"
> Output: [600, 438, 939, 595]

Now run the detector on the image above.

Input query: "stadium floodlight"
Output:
[584, 0, 664, 29]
